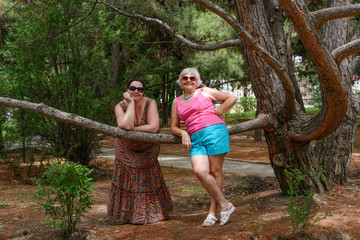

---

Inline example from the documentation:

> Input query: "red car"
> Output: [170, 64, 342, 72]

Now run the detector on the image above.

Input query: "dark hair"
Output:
[127, 78, 145, 89]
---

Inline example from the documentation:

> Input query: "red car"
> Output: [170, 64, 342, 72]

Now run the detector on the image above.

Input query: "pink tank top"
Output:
[176, 88, 225, 136]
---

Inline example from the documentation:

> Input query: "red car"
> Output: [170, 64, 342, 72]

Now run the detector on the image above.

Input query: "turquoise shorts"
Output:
[190, 124, 230, 157]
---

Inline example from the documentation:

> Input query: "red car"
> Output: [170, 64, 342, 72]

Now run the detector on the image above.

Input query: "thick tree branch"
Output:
[228, 113, 275, 135]
[332, 39, 360, 65]
[0, 97, 180, 144]
[0, 97, 270, 144]
[313, 4, 360, 30]
[279, 0, 348, 141]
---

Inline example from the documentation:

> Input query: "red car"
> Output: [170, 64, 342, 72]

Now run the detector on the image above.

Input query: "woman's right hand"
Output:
[181, 131, 192, 150]
[123, 92, 133, 103]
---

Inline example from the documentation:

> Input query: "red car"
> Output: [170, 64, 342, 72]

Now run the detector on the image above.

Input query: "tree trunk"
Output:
[233, 0, 355, 194]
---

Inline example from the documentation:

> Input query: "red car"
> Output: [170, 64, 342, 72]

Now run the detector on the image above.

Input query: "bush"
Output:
[32, 161, 94, 238]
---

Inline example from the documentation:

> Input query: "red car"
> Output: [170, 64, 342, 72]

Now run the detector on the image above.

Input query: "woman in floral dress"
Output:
[107, 79, 173, 224]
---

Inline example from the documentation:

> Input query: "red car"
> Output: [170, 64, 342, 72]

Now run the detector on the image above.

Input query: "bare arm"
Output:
[115, 93, 135, 130]
[202, 87, 237, 117]
[170, 99, 191, 150]
[134, 99, 160, 133]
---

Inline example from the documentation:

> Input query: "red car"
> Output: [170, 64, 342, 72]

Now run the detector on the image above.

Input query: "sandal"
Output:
[202, 213, 218, 227]
[219, 205, 235, 226]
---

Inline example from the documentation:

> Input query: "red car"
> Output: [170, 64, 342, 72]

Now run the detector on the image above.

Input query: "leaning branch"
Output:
[0, 97, 269, 144]
[313, 4, 360, 30]
[228, 113, 275, 135]
[332, 39, 360, 65]
[0, 97, 180, 143]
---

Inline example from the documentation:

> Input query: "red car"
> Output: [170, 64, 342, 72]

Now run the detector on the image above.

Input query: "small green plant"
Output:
[32, 161, 94, 238]
[0, 199, 8, 208]
[242, 193, 264, 238]
[285, 166, 328, 236]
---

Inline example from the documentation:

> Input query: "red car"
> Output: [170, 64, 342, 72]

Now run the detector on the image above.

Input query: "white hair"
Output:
[176, 67, 203, 89]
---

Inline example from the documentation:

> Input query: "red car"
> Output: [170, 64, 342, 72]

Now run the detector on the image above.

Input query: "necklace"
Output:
[184, 90, 196, 100]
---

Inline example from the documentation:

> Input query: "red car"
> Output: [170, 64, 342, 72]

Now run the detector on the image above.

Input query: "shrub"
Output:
[32, 161, 94, 237]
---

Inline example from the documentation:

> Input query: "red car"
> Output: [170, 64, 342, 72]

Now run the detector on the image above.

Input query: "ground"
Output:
[1, 129, 360, 240]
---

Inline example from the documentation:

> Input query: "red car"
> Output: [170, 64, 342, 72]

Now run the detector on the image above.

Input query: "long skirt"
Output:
[107, 138, 173, 224]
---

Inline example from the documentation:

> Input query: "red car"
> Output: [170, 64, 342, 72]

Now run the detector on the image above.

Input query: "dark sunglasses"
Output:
[181, 76, 196, 81]
[128, 86, 144, 93]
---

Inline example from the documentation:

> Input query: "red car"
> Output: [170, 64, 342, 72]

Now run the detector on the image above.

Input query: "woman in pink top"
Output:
[170, 67, 237, 227]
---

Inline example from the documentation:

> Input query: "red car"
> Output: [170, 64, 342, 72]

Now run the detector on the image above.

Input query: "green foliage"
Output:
[32, 161, 94, 237]
[284, 166, 328, 236]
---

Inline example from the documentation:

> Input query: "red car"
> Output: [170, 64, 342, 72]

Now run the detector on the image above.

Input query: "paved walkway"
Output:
[98, 147, 275, 178]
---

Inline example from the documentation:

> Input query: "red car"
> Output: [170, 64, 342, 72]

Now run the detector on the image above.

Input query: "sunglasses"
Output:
[128, 86, 144, 93]
[181, 76, 197, 81]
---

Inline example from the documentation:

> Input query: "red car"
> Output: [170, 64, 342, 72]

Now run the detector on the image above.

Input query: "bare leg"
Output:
[190, 155, 233, 215]
[208, 154, 226, 217]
